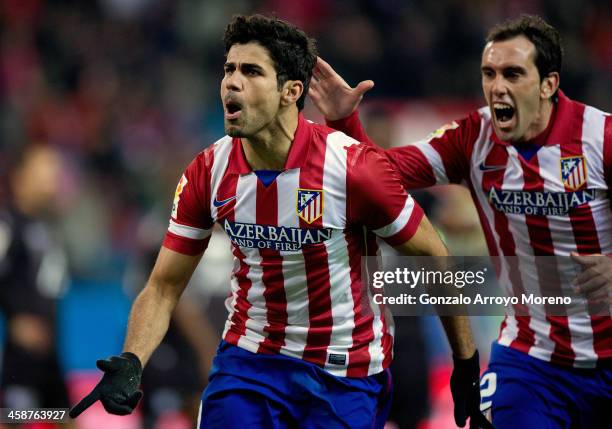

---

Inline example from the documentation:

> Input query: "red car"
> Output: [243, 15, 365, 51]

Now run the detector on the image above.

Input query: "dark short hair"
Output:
[487, 15, 563, 81]
[224, 14, 318, 111]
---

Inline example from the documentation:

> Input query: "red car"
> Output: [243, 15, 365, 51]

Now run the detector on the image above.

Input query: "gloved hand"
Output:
[69, 352, 143, 418]
[450, 350, 494, 429]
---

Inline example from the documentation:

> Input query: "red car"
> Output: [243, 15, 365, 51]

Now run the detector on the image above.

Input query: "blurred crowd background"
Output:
[0, 0, 610, 428]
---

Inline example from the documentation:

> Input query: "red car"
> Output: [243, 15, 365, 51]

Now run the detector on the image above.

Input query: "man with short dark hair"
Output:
[310, 14, 612, 429]
[69, 14, 482, 428]
[0, 145, 69, 411]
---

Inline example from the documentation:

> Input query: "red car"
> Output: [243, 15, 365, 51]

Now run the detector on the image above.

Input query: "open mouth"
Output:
[493, 102, 515, 125]
[225, 101, 242, 120]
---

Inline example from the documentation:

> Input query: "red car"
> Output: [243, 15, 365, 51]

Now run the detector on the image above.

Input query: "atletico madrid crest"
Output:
[297, 189, 324, 224]
[560, 156, 587, 190]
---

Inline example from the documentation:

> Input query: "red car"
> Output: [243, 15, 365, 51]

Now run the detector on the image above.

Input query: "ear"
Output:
[540, 71, 559, 100]
[280, 80, 304, 107]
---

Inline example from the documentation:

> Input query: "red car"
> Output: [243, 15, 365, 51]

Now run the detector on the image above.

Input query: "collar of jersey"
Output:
[491, 89, 576, 148]
[226, 113, 312, 175]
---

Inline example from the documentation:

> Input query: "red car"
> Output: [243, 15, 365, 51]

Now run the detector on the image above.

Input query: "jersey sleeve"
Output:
[328, 110, 482, 189]
[162, 152, 214, 255]
[346, 145, 424, 246]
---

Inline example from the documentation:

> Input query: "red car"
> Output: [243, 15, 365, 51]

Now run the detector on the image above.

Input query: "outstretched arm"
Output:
[310, 57, 477, 190]
[123, 246, 204, 364]
[70, 246, 204, 418]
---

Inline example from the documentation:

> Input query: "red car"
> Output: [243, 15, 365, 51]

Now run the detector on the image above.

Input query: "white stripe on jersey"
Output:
[168, 219, 211, 240]
[373, 196, 417, 238]
[223, 174, 269, 352]
[275, 169, 309, 359]
[582, 106, 607, 188]
[413, 139, 449, 184]
[210, 137, 233, 221]
[322, 132, 358, 375]
[468, 127, 511, 285]
[502, 145, 556, 361]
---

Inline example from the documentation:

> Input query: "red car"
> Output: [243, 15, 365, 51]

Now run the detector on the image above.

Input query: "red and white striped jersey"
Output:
[331, 91, 612, 368]
[163, 114, 424, 377]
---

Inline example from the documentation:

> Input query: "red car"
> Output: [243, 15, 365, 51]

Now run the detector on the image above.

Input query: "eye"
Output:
[482, 69, 494, 79]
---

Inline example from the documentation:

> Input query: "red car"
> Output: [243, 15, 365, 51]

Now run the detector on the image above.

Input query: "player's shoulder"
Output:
[189, 135, 233, 171]
[309, 119, 368, 151]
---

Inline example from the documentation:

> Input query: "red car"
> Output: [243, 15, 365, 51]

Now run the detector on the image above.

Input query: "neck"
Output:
[242, 106, 299, 170]
[522, 98, 554, 142]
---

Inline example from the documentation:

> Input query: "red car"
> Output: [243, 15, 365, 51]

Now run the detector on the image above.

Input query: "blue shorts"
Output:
[480, 342, 612, 429]
[198, 341, 392, 429]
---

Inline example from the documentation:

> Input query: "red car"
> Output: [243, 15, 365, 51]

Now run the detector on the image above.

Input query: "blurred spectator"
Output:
[0, 144, 69, 410]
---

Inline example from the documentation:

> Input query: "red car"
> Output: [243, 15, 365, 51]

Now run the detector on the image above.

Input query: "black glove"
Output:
[69, 352, 143, 418]
[450, 350, 495, 429]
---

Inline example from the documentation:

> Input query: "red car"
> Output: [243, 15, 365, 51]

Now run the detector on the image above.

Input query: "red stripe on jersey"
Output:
[345, 230, 374, 377]
[430, 139, 465, 184]
[468, 183, 500, 259]
[224, 246, 254, 345]
[590, 316, 612, 361]
[163, 232, 209, 255]
[299, 142, 333, 367]
[387, 145, 437, 189]
[520, 153, 575, 366]
[256, 179, 287, 354]
[481, 145, 536, 353]
[220, 173, 252, 346]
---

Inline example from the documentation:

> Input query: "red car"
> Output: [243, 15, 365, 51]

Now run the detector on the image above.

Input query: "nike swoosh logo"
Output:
[478, 162, 506, 172]
[213, 196, 237, 207]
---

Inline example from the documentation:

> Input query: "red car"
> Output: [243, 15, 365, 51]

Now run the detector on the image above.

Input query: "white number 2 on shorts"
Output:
[480, 372, 497, 411]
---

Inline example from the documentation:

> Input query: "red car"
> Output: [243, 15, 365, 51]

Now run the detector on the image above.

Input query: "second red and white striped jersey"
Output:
[163, 114, 424, 377]
[331, 91, 612, 368]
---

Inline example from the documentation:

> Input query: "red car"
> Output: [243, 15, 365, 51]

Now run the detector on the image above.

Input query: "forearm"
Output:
[440, 315, 476, 359]
[123, 281, 181, 366]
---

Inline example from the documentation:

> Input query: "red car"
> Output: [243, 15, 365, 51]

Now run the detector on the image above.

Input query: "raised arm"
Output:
[311, 57, 478, 191]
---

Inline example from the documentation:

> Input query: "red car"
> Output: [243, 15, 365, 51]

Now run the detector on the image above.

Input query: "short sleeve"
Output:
[162, 152, 214, 255]
[346, 145, 424, 246]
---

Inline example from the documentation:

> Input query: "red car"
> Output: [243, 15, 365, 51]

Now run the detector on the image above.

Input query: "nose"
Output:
[224, 71, 242, 92]
[490, 75, 508, 98]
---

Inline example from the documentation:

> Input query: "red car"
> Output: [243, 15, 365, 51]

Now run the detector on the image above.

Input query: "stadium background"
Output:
[0, 0, 610, 428]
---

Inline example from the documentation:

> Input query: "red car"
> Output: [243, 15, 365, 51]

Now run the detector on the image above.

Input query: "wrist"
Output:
[120, 352, 143, 372]
[453, 349, 479, 369]
[326, 109, 359, 126]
